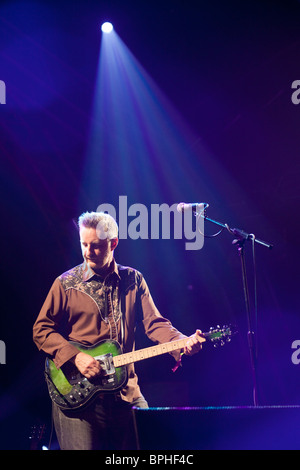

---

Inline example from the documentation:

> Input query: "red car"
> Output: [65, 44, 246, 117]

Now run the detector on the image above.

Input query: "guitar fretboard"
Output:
[113, 337, 205, 367]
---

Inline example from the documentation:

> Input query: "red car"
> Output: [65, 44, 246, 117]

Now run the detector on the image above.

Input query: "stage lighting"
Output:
[101, 22, 113, 33]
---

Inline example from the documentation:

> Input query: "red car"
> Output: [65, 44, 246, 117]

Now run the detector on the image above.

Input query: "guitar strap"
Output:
[119, 293, 124, 346]
[118, 265, 138, 346]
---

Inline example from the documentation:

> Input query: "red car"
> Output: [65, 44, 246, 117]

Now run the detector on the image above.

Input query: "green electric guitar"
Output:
[45, 325, 235, 411]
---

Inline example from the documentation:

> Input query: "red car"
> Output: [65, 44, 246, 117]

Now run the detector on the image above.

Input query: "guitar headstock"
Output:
[204, 324, 237, 347]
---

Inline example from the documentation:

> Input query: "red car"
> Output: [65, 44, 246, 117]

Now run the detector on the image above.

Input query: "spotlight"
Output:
[101, 22, 113, 34]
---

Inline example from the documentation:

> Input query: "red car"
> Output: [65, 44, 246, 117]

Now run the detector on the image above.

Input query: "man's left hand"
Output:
[184, 329, 204, 356]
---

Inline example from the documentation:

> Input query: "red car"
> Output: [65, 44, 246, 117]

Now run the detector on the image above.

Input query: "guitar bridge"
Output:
[95, 353, 115, 376]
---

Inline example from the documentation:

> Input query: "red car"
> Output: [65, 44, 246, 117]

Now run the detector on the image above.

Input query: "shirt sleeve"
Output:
[32, 278, 80, 369]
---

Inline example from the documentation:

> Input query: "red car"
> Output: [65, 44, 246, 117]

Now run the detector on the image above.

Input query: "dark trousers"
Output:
[52, 394, 148, 450]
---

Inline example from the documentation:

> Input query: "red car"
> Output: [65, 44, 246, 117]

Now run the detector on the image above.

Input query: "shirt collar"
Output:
[81, 259, 120, 282]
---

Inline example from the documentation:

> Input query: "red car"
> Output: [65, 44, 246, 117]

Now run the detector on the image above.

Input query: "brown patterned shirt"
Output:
[33, 260, 186, 402]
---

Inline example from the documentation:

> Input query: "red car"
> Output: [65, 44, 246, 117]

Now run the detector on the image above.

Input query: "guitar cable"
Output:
[46, 414, 55, 450]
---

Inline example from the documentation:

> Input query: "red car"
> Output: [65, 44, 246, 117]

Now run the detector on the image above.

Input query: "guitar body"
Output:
[45, 339, 128, 411]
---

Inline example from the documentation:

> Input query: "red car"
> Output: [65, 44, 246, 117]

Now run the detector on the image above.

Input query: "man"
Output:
[33, 211, 203, 450]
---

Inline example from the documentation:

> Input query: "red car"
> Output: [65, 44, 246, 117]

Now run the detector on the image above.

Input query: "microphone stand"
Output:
[202, 213, 273, 406]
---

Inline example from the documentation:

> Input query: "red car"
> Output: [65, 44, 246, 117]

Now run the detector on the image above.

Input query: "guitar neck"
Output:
[113, 337, 203, 368]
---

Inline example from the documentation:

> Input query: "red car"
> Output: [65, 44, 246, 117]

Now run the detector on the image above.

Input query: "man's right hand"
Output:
[73, 352, 102, 379]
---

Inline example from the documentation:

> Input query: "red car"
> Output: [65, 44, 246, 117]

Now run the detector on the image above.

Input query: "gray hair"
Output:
[78, 211, 118, 240]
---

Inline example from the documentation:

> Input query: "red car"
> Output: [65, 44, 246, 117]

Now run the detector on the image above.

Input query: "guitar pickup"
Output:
[95, 353, 115, 376]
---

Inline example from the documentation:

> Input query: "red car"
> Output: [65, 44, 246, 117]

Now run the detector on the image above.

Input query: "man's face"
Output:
[79, 226, 118, 273]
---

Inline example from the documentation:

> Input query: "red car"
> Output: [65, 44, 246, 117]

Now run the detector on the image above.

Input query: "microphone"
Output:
[177, 202, 209, 213]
